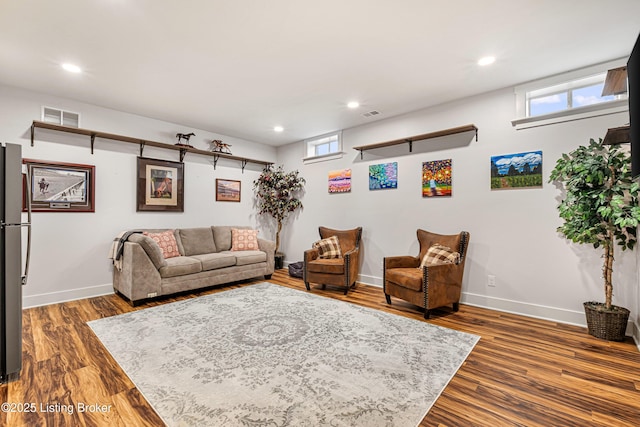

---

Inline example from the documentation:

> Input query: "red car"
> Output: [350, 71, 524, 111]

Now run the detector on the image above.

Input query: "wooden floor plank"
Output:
[1, 269, 639, 426]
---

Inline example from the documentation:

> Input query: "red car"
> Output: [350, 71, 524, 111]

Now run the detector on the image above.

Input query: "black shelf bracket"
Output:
[213, 155, 219, 170]
[241, 159, 248, 173]
[179, 148, 187, 163]
[139, 142, 146, 157]
[359, 149, 364, 160]
[406, 139, 413, 152]
[30, 123, 35, 147]
[90, 134, 96, 154]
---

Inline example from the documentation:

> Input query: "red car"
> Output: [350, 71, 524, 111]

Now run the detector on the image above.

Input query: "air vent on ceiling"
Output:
[362, 110, 381, 118]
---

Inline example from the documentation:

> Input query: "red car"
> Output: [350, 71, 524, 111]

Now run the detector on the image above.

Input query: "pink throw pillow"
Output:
[231, 228, 259, 251]
[143, 230, 181, 259]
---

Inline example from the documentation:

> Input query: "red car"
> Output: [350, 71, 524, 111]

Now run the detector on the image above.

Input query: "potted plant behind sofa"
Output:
[549, 137, 640, 341]
[253, 165, 305, 269]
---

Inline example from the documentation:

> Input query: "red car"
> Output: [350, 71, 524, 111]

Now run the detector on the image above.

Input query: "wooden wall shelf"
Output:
[353, 124, 478, 159]
[30, 121, 273, 171]
[602, 125, 630, 145]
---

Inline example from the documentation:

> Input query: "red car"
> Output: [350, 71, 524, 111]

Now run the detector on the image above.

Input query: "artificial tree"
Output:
[549, 137, 640, 340]
[253, 165, 306, 255]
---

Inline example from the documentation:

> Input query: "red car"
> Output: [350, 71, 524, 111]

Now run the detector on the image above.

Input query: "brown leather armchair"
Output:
[384, 229, 470, 318]
[304, 226, 362, 295]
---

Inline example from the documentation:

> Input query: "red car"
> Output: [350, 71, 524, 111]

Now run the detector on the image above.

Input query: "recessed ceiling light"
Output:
[477, 56, 496, 66]
[273, 126, 284, 132]
[347, 101, 360, 109]
[61, 63, 82, 73]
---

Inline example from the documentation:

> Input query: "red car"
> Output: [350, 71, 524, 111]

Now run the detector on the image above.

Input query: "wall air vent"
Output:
[42, 106, 80, 128]
[362, 110, 381, 118]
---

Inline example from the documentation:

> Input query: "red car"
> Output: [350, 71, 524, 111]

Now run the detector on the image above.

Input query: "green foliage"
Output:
[549, 138, 639, 250]
[549, 138, 640, 308]
[253, 165, 306, 252]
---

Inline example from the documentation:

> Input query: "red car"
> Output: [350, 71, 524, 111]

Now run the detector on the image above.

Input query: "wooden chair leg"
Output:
[385, 294, 391, 304]
[453, 302, 460, 312]
[304, 281, 310, 291]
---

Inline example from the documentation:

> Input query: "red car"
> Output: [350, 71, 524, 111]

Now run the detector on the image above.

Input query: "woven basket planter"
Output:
[583, 301, 630, 342]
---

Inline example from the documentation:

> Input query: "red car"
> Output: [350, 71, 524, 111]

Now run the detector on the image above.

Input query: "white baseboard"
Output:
[23, 283, 114, 309]
[358, 275, 637, 344]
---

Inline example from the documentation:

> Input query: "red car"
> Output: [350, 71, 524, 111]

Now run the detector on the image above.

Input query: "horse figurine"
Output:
[175, 132, 195, 147]
[210, 139, 232, 154]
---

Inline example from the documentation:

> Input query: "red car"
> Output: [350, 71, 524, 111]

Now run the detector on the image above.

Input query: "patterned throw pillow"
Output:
[419, 243, 460, 268]
[143, 230, 180, 259]
[231, 228, 260, 251]
[313, 235, 342, 259]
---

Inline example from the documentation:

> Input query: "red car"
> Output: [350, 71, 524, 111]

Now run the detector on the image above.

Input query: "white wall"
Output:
[0, 84, 276, 307]
[276, 87, 638, 330]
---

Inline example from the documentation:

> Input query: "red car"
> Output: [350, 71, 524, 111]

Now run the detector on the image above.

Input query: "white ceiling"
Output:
[1, 0, 639, 146]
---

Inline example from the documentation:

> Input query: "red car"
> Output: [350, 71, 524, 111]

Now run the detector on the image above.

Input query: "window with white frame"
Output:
[512, 59, 628, 129]
[303, 131, 342, 162]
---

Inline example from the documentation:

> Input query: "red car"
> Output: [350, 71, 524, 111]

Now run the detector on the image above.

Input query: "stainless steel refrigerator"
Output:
[0, 142, 31, 383]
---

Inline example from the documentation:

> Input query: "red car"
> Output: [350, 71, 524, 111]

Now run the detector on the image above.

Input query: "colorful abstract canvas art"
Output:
[491, 151, 543, 189]
[369, 162, 398, 190]
[422, 159, 452, 197]
[328, 169, 351, 193]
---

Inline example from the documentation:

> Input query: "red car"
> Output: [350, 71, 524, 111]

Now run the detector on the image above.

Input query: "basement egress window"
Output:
[303, 131, 343, 164]
[511, 59, 629, 130]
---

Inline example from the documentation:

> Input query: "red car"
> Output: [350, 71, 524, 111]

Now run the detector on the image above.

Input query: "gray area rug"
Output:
[89, 283, 479, 426]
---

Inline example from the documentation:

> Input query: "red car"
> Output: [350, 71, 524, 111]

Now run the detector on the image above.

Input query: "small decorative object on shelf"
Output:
[175, 132, 195, 148]
[210, 139, 232, 154]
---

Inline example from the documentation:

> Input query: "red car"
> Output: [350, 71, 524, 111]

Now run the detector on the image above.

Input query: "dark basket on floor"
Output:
[583, 302, 629, 342]
[288, 261, 304, 278]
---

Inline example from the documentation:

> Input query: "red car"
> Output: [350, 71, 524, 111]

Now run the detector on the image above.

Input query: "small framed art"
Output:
[216, 179, 241, 202]
[23, 159, 95, 212]
[137, 157, 184, 212]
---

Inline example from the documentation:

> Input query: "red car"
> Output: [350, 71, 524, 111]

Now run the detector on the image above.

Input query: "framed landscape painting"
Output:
[422, 159, 452, 197]
[23, 159, 95, 212]
[369, 162, 398, 190]
[491, 151, 543, 190]
[328, 169, 351, 193]
[137, 157, 184, 211]
[216, 179, 241, 202]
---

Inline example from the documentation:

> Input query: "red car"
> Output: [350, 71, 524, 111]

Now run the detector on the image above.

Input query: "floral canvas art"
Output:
[369, 162, 398, 190]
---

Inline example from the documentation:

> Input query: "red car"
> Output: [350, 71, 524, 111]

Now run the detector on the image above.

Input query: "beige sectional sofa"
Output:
[113, 226, 275, 305]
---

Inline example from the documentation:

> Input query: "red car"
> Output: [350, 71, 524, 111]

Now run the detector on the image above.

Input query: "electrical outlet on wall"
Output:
[487, 275, 496, 287]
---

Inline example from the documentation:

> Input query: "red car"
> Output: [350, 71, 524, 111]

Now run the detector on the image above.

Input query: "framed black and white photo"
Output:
[23, 159, 95, 212]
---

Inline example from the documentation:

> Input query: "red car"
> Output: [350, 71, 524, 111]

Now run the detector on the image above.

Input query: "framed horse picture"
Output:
[23, 159, 95, 212]
[136, 157, 184, 212]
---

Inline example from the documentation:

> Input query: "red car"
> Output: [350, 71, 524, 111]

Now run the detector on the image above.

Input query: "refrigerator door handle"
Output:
[21, 167, 32, 286]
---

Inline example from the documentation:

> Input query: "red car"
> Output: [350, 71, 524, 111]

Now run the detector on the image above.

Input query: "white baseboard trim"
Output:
[358, 274, 383, 287]
[461, 292, 587, 326]
[23, 283, 114, 309]
[358, 276, 638, 344]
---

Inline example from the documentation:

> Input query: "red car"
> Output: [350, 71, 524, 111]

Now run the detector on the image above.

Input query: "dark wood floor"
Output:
[2, 269, 640, 426]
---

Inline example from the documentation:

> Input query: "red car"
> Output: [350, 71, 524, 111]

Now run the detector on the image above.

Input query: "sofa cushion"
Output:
[178, 227, 217, 256]
[386, 268, 422, 292]
[307, 258, 345, 274]
[230, 250, 267, 266]
[143, 230, 180, 259]
[191, 253, 237, 271]
[313, 235, 342, 259]
[419, 244, 460, 268]
[231, 228, 260, 251]
[212, 225, 251, 252]
[159, 256, 202, 278]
